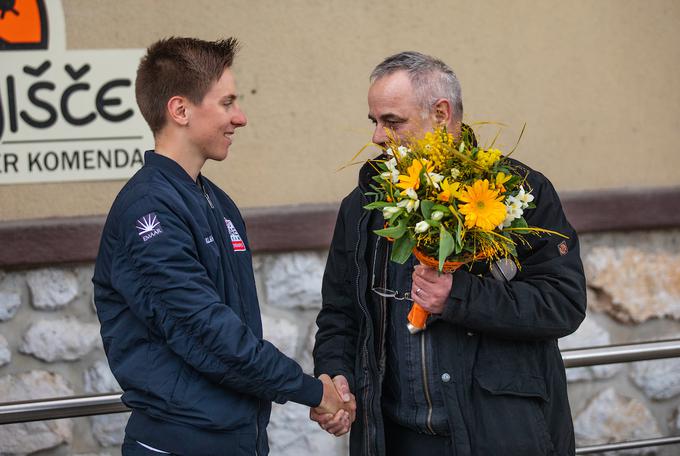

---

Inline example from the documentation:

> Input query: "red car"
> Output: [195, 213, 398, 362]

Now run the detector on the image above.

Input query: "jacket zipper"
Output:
[200, 179, 215, 209]
[354, 201, 375, 456]
[421, 332, 435, 435]
[200, 177, 259, 455]
[375, 238, 388, 377]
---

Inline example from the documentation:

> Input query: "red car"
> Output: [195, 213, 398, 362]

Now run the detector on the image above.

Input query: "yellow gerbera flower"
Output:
[396, 160, 433, 191]
[457, 179, 506, 230]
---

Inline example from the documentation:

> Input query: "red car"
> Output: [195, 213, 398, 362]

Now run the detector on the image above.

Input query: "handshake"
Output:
[310, 374, 357, 436]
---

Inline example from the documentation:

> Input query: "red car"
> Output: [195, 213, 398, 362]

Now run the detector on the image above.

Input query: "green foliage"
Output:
[392, 235, 416, 264]
[510, 217, 530, 234]
[420, 200, 434, 220]
[374, 220, 407, 239]
[438, 227, 455, 271]
[364, 201, 393, 210]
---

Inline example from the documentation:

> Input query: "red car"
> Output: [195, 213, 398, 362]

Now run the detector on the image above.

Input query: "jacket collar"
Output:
[144, 150, 199, 185]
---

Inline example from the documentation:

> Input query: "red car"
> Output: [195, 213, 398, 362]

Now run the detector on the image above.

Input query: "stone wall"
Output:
[0, 230, 679, 454]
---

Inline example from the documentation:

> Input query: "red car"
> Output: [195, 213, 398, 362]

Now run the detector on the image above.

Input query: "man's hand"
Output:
[411, 263, 453, 314]
[310, 375, 356, 436]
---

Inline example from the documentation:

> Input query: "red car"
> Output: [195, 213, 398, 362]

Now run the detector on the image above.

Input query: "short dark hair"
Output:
[135, 37, 240, 135]
[370, 51, 463, 122]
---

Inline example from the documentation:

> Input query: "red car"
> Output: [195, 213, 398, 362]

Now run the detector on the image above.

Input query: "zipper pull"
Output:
[199, 178, 215, 209]
[204, 191, 214, 209]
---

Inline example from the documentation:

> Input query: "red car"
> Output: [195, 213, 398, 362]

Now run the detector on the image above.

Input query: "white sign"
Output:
[0, 0, 151, 184]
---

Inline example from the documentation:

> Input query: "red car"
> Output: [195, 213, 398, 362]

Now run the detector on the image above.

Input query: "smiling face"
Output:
[186, 67, 247, 162]
[368, 70, 432, 147]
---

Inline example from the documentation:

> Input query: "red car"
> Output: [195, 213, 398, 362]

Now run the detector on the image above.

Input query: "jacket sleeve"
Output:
[441, 171, 587, 340]
[313, 200, 360, 390]
[111, 193, 321, 407]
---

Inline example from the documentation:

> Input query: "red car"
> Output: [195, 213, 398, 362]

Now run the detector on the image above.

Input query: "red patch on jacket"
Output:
[558, 241, 568, 256]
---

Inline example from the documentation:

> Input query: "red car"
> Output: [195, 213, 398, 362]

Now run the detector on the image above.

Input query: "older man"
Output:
[312, 52, 586, 456]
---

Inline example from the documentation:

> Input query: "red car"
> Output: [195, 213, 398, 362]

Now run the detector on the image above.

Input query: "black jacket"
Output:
[313, 157, 586, 456]
[93, 151, 321, 455]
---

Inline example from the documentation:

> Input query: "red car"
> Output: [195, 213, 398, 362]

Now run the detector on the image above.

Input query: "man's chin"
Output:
[206, 149, 229, 162]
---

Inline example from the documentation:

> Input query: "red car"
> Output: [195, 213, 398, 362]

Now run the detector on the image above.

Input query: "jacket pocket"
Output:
[471, 369, 555, 456]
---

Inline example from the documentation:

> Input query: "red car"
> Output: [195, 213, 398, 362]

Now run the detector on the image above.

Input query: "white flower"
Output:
[382, 206, 400, 219]
[405, 187, 418, 200]
[450, 168, 461, 179]
[380, 158, 399, 183]
[431, 210, 444, 221]
[427, 172, 445, 189]
[397, 187, 420, 213]
[415, 220, 430, 233]
[500, 196, 524, 228]
[386, 147, 394, 157]
[516, 186, 535, 209]
[397, 198, 419, 213]
[397, 146, 410, 158]
[500, 213, 514, 229]
[506, 195, 522, 211]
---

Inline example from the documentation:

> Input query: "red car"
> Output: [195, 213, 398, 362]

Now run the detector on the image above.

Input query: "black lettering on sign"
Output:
[43, 151, 58, 171]
[61, 150, 79, 170]
[21, 81, 57, 129]
[1, 153, 19, 174]
[131, 148, 143, 167]
[97, 149, 111, 168]
[61, 83, 96, 126]
[7, 76, 18, 134]
[83, 149, 94, 170]
[28, 152, 42, 172]
[115, 148, 129, 167]
[96, 79, 133, 122]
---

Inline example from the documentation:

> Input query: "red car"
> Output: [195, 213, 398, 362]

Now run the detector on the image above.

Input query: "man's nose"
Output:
[372, 126, 387, 147]
[233, 106, 247, 127]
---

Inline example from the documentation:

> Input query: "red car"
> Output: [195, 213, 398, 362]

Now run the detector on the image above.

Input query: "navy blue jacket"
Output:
[93, 151, 322, 455]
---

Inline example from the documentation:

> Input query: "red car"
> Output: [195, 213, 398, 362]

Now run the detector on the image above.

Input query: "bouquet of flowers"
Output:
[363, 124, 563, 333]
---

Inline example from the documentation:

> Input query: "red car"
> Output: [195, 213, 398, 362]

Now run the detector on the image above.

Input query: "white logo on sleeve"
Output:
[136, 212, 163, 242]
[224, 218, 246, 252]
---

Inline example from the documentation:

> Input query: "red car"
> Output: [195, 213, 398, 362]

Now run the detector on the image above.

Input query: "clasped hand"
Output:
[310, 374, 356, 436]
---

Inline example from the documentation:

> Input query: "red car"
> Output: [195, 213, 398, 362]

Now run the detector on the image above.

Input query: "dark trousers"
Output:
[384, 416, 453, 456]
[122, 434, 175, 455]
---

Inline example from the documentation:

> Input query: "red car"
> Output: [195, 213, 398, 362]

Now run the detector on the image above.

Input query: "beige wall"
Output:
[1, 0, 679, 221]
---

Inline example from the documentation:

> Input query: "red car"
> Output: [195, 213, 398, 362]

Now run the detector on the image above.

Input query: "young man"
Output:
[312, 52, 586, 455]
[93, 37, 351, 456]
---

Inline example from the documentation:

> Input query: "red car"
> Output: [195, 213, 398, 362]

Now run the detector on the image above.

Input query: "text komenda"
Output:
[0, 148, 144, 174]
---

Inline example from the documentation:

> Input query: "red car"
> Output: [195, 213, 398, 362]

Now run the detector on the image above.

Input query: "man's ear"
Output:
[433, 98, 452, 125]
[166, 96, 190, 127]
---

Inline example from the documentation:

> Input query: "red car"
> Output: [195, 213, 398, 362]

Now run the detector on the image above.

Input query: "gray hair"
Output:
[370, 51, 463, 121]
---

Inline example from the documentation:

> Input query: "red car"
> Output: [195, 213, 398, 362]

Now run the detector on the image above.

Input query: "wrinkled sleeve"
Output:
[441, 172, 587, 340]
[111, 193, 321, 407]
[314, 202, 360, 390]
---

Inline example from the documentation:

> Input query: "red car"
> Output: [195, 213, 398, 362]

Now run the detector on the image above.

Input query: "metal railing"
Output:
[1, 338, 679, 454]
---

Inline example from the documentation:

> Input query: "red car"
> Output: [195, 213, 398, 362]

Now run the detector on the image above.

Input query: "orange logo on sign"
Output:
[0, 0, 48, 50]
